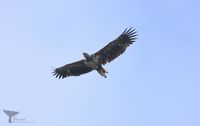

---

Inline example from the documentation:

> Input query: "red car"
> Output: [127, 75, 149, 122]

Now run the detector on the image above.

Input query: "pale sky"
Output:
[0, 0, 200, 126]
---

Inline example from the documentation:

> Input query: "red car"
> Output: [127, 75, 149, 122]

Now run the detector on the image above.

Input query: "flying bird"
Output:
[53, 28, 137, 79]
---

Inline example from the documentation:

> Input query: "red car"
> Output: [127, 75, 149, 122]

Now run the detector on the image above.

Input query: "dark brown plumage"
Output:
[53, 28, 137, 79]
[94, 28, 137, 65]
[53, 60, 93, 79]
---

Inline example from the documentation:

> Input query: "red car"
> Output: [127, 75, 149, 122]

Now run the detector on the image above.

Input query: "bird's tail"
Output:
[97, 65, 108, 78]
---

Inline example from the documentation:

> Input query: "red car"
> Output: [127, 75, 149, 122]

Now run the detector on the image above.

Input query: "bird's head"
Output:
[83, 52, 92, 61]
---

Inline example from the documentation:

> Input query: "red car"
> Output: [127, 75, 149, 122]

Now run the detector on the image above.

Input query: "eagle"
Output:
[53, 28, 137, 79]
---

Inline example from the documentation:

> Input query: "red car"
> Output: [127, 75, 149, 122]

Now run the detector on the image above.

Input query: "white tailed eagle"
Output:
[53, 28, 137, 79]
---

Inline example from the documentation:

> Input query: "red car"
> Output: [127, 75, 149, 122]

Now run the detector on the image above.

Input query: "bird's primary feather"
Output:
[53, 60, 93, 79]
[94, 27, 137, 65]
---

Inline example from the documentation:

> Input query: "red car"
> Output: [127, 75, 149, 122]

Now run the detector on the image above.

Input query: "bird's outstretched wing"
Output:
[53, 60, 93, 79]
[94, 28, 137, 65]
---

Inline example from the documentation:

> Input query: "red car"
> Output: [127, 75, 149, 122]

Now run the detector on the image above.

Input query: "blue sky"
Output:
[0, 0, 200, 126]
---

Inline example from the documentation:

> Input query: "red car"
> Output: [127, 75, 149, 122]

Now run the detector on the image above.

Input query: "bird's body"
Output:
[83, 54, 108, 77]
[53, 28, 137, 79]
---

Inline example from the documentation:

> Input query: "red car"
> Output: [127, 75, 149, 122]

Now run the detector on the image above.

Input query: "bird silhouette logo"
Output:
[3, 110, 19, 123]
